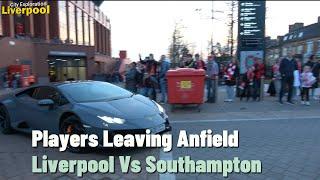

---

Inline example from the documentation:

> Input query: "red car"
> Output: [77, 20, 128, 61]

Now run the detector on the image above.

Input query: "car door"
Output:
[14, 87, 39, 131]
[24, 86, 69, 132]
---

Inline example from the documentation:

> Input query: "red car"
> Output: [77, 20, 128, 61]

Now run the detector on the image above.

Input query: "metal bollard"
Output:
[214, 75, 219, 103]
[260, 77, 264, 101]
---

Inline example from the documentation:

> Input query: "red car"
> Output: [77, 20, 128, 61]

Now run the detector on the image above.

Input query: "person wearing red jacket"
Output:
[252, 58, 265, 101]
[224, 58, 239, 102]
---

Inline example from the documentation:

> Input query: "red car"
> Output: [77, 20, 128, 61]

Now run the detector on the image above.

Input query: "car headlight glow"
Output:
[153, 101, 165, 113]
[97, 116, 125, 124]
[152, 101, 168, 119]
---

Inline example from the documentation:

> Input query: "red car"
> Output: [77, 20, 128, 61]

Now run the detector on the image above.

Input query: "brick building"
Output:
[0, 1, 112, 83]
[266, 16, 320, 67]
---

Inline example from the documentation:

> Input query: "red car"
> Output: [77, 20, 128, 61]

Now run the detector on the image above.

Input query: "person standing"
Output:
[11, 73, 16, 89]
[300, 65, 316, 106]
[240, 66, 255, 101]
[125, 62, 138, 93]
[224, 58, 239, 102]
[206, 54, 219, 103]
[252, 58, 265, 101]
[140, 54, 159, 100]
[158, 55, 171, 104]
[136, 62, 146, 96]
[304, 55, 320, 100]
[279, 52, 298, 104]
[272, 59, 282, 96]
[184, 54, 194, 68]
[2, 72, 9, 89]
[293, 59, 301, 101]
[193, 54, 206, 70]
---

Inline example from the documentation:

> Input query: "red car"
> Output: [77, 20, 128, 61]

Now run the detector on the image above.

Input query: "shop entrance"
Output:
[47, 56, 87, 82]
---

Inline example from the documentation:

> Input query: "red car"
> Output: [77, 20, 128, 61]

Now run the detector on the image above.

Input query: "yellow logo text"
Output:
[1, 5, 50, 16]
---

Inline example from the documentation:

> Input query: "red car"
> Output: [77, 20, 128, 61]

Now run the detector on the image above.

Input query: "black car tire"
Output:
[0, 105, 14, 134]
[59, 115, 89, 153]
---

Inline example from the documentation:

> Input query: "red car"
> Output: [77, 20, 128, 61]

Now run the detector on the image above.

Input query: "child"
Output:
[300, 66, 316, 106]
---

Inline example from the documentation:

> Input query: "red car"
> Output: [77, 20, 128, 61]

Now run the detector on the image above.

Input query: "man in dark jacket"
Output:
[279, 53, 298, 104]
[140, 54, 158, 76]
[125, 62, 138, 93]
[139, 54, 158, 100]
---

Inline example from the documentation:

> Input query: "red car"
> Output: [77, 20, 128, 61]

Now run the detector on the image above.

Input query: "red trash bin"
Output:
[166, 68, 205, 111]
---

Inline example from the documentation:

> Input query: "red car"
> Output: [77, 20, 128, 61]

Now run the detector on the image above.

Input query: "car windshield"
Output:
[58, 82, 133, 103]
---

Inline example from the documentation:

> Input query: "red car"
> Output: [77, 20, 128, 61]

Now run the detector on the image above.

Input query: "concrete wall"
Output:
[0, 37, 35, 70]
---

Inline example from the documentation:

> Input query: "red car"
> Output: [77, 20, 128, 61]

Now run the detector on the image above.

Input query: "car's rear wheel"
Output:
[0, 105, 13, 134]
[60, 115, 88, 153]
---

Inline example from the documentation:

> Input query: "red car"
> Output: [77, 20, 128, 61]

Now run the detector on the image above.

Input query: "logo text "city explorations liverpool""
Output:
[1, 1, 50, 16]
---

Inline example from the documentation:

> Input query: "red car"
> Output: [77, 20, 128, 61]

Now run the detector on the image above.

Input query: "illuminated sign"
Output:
[237, 1, 266, 73]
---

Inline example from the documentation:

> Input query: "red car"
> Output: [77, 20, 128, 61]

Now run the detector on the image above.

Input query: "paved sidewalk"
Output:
[165, 86, 320, 121]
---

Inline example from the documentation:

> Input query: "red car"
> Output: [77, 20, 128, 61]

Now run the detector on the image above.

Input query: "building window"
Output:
[76, 1, 83, 9]
[291, 46, 296, 54]
[306, 41, 314, 54]
[84, 1, 89, 12]
[95, 8, 100, 21]
[76, 8, 83, 45]
[68, 2, 76, 44]
[58, 1, 68, 43]
[298, 32, 303, 38]
[89, 1, 95, 17]
[89, 18, 95, 46]
[297, 45, 303, 54]
[83, 13, 89, 46]
[14, 14, 26, 37]
[282, 47, 288, 57]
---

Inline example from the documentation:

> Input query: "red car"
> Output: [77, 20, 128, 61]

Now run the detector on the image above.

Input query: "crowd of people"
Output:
[124, 51, 320, 106]
[270, 53, 320, 105]
[123, 52, 240, 104]
[2, 72, 22, 89]
[124, 54, 171, 104]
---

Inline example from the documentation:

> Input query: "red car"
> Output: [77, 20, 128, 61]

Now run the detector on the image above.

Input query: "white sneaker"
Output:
[301, 101, 305, 105]
[305, 101, 310, 106]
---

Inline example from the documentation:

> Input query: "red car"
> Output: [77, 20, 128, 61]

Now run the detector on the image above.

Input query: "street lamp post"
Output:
[195, 1, 223, 56]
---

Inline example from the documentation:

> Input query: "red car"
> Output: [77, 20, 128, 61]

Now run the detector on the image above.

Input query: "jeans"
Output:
[140, 88, 153, 98]
[274, 79, 281, 96]
[159, 78, 167, 103]
[252, 79, 261, 100]
[226, 85, 235, 100]
[206, 79, 217, 102]
[12, 80, 18, 89]
[279, 76, 294, 102]
[292, 86, 300, 100]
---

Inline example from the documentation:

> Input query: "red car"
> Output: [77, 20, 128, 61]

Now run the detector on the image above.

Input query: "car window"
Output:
[34, 87, 56, 100]
[58, 82, 133, 103]
[34, 86, 69, 106]
[16, 87, 37, 98]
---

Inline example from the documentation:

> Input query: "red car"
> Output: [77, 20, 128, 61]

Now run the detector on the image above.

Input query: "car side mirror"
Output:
[38, 99, 55, 110]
